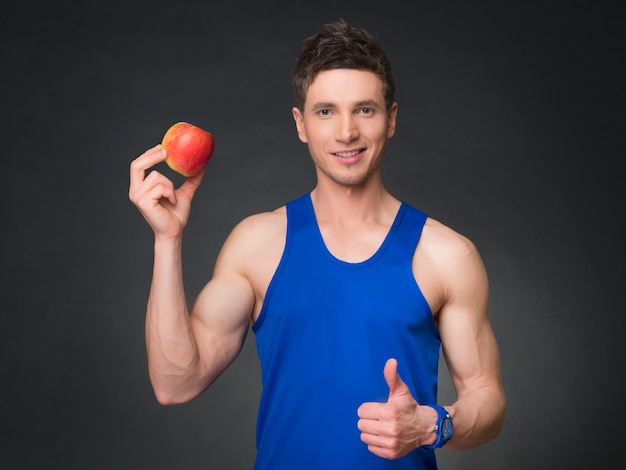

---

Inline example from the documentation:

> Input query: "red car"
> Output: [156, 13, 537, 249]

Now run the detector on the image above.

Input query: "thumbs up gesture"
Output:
[357, 358, 437, 459]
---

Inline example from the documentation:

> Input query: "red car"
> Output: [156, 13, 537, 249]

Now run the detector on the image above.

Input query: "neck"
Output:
[310, 179, 399, 225]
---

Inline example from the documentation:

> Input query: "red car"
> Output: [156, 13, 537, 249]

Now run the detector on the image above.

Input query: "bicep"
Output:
[184, 211, 284, 387]
[437, 241, 501, 397]
[189, 262, 255, 387]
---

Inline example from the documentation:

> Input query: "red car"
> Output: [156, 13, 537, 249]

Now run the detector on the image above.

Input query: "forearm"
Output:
[145, 235, 203, 404]
[445, 385, 506, 450]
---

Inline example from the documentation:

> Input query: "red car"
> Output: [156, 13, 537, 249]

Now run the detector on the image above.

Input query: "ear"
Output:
[292, 107, 308, 143]
[386, 102, 398, 139]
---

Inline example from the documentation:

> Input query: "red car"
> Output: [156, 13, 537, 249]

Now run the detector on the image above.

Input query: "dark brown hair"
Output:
[291, 19, 396, 112]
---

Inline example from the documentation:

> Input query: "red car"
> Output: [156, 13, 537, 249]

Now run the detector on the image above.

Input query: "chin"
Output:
[324, 167, 376, 187]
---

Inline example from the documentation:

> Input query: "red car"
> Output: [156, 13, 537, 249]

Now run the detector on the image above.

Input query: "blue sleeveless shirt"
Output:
[252, 193, 441, 469]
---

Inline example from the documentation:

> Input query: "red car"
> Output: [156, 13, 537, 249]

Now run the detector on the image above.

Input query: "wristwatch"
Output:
[423, 405, 453, 449]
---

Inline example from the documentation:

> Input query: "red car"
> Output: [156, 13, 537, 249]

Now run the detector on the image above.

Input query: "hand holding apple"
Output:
[161, 121, 215, 177]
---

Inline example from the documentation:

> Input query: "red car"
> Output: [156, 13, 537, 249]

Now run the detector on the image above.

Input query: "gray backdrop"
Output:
[1, 1, 623, 469]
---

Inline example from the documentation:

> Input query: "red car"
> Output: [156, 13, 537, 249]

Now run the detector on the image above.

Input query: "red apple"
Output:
[161, 121, 215, 177]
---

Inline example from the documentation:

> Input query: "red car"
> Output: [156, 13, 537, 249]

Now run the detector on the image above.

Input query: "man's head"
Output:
[291, 19, 396, 113]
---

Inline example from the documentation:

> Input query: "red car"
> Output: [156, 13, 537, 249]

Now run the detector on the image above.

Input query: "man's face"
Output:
[292, 69, 397, 187]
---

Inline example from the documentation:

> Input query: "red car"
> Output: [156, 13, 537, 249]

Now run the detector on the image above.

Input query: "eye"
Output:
[359, 107, 374, 115]
[317, 109, 331, 117]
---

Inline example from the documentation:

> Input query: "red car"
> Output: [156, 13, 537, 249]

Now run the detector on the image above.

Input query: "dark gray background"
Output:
[1, 1, 623, 469]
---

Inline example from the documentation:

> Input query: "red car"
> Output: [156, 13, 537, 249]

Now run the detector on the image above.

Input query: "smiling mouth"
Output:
[333, 149, 363, 158]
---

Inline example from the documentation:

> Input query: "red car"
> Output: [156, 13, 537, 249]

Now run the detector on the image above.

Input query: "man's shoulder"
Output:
[420, 217, 480, 261]
[414, 216, 487, 311]
[219, 207, 288, 296]
[236, 206, 287, 235]
[223, 206, 287, 258]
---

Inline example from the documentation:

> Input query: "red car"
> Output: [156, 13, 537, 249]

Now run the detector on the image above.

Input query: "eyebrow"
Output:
[355, 99, 381, 108]
[310, 102, 335, 111]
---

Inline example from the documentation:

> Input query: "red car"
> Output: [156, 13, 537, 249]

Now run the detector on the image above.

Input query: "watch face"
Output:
[441, 415, 453, 439]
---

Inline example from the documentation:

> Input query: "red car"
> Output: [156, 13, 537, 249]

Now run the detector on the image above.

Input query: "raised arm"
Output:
[128, 146, 255, 405]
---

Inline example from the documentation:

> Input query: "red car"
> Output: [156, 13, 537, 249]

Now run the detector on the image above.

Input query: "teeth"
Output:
[335, 150, 360, 157]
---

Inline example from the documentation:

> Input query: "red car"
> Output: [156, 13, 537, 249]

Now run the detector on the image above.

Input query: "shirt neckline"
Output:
[305, 193, 406, 268]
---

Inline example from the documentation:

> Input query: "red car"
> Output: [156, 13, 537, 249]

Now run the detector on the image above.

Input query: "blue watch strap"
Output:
[423, 405, 453, 449]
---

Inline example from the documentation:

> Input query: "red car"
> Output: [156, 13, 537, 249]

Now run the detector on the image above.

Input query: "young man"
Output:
[129, 19, 505, 469]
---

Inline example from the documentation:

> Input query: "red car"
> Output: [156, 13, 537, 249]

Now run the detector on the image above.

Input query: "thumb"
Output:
[384, 358, 410, 399]
[178, 168, 205, 200]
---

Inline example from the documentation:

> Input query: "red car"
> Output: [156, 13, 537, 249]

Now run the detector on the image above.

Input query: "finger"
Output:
[132, 144, 166, 175]
[357, 402, 383, 420]
[357, 416, 381, 434]
[132, 170, 177, 208]
[177, 166, 205, 200]
[146, 181, 177, 208]
[129, 145, 167, 194]
[360, 431, 399, 460]
[384, 358, 409, 398]
[361, 432, 393, 449]
[366, 444, 396, 461]
[143, 171, 177, 206]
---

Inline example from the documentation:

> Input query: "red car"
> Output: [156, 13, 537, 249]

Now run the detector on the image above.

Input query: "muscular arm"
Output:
[357, 219, 504, 459]
[429, 224, 506, 449]
[129, 146, 257, 405]
[145, 231, 254, 405]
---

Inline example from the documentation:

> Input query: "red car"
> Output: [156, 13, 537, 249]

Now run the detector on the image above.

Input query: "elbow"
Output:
[150, 378, 202, 406]
[494, 396, 507, 437]
[451, 391, 506, 450]
[482, 395, 506, 444]
[153, 389, 185, 406]
[147, 361, 217, 406]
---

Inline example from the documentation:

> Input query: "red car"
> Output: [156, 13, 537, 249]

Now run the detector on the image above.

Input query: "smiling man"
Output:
[129, 19, 505, 469]
[293, 69, 395, 188]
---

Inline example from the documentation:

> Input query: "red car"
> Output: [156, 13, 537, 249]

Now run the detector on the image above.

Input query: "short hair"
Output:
[291, 19, 396, 112]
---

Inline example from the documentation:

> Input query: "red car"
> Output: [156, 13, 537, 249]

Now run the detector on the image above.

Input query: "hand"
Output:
[357, 358, 433, 459]
[129, 145, 204, 239]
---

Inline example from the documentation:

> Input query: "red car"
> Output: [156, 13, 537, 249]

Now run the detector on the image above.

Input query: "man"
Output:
[129, 19, 505, 469]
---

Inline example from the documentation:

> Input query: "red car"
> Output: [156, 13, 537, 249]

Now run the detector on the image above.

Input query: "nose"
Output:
[336, 113, 359, 142]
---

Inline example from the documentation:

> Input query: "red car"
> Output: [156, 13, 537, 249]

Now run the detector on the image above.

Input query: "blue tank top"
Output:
[252, 193, 441, 469]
